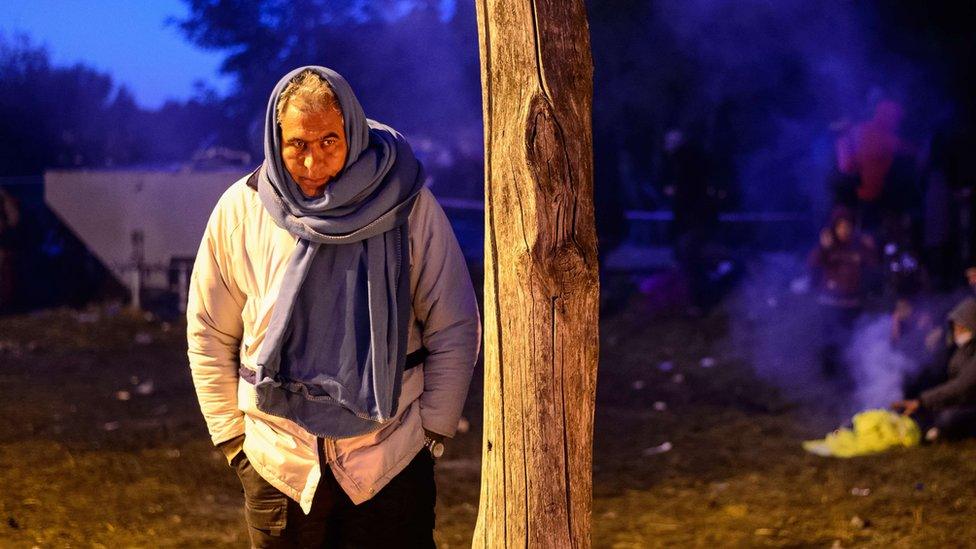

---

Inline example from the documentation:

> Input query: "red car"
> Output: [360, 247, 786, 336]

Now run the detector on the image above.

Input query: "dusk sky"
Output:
[0, 0, 232, 108]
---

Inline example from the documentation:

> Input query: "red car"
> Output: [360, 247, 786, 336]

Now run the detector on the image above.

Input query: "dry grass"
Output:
[0, 298, 973, 548]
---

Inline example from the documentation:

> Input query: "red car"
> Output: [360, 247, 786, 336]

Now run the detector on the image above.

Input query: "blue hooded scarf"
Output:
[251, 65, 425, 438]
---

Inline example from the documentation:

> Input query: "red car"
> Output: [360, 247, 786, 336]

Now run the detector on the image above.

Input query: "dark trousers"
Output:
[233, 447, 437, 548]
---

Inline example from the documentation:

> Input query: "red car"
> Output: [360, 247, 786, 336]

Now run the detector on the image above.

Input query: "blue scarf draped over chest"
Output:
[251, 65, 425, 438]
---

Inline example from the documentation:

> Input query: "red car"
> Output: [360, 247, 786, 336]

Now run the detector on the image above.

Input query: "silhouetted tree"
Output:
[173, 0, 482, 158]
[0, 33, 235, 176]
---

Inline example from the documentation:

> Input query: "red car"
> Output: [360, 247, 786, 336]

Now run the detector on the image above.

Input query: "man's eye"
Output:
[322, 138, 336, 147]
[292, 140, 305, 149]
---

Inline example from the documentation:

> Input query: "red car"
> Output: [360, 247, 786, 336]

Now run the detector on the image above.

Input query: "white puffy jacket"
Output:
[187, 174, 481, 513]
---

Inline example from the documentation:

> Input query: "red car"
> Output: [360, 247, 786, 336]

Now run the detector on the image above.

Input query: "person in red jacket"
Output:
[809, 206, 878, 379]
[853, 100, 906, 204]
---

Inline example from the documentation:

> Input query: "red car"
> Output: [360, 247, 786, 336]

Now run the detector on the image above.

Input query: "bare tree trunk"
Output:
[472, 0, 599, 547]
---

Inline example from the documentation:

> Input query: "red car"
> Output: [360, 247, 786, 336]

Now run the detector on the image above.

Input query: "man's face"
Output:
[953, 322, 974, 347]
[834, 219, 853, 242]
[279, 100, 348, 197]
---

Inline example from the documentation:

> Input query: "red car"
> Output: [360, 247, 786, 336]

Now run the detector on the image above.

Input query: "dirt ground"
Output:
[1, 285, 974, 548]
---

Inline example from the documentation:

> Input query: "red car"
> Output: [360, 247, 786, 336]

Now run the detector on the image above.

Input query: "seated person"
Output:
[892, 297, 976, 440]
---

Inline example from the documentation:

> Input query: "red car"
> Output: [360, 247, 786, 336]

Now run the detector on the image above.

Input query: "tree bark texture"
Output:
[472, 0, 599, 547]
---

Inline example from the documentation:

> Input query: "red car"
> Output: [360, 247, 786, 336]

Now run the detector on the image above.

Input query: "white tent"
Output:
[45, 168, 249, 292]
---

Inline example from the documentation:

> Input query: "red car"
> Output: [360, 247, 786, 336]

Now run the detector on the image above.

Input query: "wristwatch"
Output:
[424, 435, 445, 459]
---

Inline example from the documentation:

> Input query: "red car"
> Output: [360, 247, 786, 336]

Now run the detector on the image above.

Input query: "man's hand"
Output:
[891, 399, 920, 416]
[217, 433, 246, 466]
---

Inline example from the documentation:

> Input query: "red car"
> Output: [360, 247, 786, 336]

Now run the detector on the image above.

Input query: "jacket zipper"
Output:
[318, 435, 336, 464]
[317, 409, 403, 465]
[317, 415, 392, 441]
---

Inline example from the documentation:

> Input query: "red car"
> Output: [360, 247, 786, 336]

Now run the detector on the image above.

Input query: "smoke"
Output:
[844, 314, 919, 412]
[721, 253, 828, 408]
[720, 253, 950, 423]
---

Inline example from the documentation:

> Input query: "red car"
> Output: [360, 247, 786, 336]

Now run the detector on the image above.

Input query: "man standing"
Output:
[187, 66, 482, 547]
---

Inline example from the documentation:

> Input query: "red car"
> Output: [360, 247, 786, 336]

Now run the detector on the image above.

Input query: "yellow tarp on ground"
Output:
[803, 409, 921, 458]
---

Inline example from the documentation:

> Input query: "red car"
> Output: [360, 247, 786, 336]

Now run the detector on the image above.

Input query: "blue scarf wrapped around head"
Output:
[252, 65, 425, 438]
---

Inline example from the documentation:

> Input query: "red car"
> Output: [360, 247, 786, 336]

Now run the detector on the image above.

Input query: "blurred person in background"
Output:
[850, 99, 913, 232]
[828, 118, 859, 209]
[662, 127, 722, 314]
[893, 297, 976, 441]
[809, 206, 878, 380]
[891, 297, 939, 358]
[893, 297, 946, 399]
[879, 210, 927, 300]
[965, 266, 976, 296]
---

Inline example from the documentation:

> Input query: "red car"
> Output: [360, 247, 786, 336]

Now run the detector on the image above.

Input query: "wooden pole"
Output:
[472, 0, 599, 547]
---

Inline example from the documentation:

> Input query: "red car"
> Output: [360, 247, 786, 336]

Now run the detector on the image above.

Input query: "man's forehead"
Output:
[280, 102, 344, 137]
